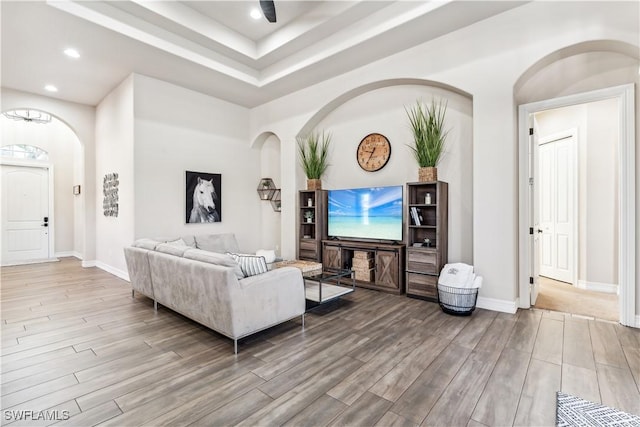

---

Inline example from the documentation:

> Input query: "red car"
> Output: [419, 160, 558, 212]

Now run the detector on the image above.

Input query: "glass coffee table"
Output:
[303, 269, 355, 309]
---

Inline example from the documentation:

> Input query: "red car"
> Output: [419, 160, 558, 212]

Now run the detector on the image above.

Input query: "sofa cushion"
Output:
[132, 238, 161, 250]
[155, 242, 190, 257]
[228, 253, 268, 277]
[195, 233, 240, 254]
[179, 235, 197, 248]
[184, 249, 244, 279]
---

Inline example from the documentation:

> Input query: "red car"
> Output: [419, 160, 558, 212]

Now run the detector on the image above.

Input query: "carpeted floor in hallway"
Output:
[534, 276, 618, 321]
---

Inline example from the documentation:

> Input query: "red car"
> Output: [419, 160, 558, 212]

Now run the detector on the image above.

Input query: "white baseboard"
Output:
[577, 280, 618, 294]
[82, 260, 96, 268]
[634, 315, 640, 328]
[95, 261, 130, 282]
[2, 257, 59, 267]
[476, 296, 518, 314]
[55, 251, 83, 259]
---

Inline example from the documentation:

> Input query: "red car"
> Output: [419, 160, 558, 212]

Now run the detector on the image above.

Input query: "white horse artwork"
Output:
[189, 177, 220, 223]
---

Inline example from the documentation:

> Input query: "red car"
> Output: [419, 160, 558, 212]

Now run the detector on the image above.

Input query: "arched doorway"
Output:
[515, 43, 638, 326]
[1, 109, 84, 265]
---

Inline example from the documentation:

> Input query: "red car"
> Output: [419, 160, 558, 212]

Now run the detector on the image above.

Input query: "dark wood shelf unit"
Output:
[298, 190, 327, 262]
[322, 239, 405, 294]
[405, 181, 448, 301]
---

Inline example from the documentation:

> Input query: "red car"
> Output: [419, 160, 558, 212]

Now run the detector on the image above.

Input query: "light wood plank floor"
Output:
[2, 258, 639, 426]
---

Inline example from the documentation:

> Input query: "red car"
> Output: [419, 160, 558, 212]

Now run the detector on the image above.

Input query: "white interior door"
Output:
[531, 126, 540, 304]
[538, 132, 576, 284]
[1, 164, 50, 264]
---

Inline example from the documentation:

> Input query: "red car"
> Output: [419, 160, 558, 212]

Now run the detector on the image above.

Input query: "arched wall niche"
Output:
[1, 108, 85, 260]
[252, 131, 283, 255]
[287, 78, 474, 265]
[297, 78, 472, 138]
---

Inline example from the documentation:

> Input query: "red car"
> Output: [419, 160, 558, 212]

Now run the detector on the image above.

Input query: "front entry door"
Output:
[1, 164, 50, 264]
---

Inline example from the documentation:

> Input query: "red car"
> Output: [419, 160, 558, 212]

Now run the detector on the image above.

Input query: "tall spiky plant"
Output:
[296, 131, 331, 179]
[406, 99, 449, 167]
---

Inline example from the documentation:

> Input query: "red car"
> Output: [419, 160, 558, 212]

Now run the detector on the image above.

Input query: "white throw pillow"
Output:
[256, 249, 276, 264]
[227, 253, 268, 277]
[166, 238, 188, 247]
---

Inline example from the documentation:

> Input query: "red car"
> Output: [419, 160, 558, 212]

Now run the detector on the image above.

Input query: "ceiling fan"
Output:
[259, 0, 277, 23]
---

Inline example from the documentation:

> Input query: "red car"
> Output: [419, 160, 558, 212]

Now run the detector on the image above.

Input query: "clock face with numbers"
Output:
[356, 133, 391, 172]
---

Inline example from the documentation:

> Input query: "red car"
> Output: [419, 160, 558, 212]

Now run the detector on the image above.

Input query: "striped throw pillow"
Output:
[227, 253, 268, 277]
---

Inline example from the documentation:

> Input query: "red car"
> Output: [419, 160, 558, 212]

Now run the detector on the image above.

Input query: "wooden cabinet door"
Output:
[323, 245, 341, 270]
[375, 250, 399, 289]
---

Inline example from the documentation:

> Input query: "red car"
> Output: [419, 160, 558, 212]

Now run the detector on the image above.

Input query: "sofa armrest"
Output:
[124, 246, 154, 299]
[230, 267, 305, 337]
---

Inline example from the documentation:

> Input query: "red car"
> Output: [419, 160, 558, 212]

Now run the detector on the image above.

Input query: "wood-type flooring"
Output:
[2, 258, 639, 426]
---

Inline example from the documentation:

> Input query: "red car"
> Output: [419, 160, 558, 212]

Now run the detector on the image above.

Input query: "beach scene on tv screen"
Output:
[328, 186, 403, 241]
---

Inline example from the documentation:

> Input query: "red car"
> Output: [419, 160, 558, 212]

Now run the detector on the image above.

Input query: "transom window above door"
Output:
[0, 144, 49, 161]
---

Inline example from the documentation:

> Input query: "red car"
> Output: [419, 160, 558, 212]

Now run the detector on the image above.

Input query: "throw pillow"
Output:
[155, 243, 190, 257]
[196, 233, 240, 253]
[132, 238, 161, 250]
[166, 238, 188, 247]
[183, 249, 244, 280]
[227, 253, 268, 277]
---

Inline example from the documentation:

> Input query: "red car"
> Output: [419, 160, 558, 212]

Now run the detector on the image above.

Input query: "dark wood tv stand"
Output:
[322, 239, 405, 294]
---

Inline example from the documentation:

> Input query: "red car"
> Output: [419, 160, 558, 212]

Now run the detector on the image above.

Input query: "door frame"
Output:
[518, 84, 636, 327]
[537, 128, 579, 287]
[0, 158, 55, 264]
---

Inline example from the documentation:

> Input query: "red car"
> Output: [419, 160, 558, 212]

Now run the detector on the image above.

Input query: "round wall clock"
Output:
[356, 133, 391, 172]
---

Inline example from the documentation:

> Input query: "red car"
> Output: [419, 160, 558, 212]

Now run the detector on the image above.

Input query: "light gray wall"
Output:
[131, 74, 261, 252]
[95, 75, 135, 276]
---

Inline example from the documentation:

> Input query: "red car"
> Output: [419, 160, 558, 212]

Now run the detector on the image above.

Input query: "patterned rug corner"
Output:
[557, 391, 640, 427]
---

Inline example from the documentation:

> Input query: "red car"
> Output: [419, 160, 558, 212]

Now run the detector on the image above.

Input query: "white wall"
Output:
[1, 116, 81, 255]
[132, 75, 260, 252]
[95, 76, 135, 277]
[535, 98, 619, 288]
[249, 1, 639, 311]
[314, 85, 473, 264]
[1, 88, 96, 262]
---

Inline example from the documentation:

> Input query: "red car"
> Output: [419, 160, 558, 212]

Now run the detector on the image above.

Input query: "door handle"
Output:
[41, 223, 48, 227]
[537, 229, 543, 233]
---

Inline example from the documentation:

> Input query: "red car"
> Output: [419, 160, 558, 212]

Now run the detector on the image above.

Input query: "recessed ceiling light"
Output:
[45, 85, 58, 92]
[64, 48, 80, 58]
[250, 8, 262, 20]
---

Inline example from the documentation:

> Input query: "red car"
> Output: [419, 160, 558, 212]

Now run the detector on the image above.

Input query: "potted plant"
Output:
[297, 131, 331, 190]
[304, 210, 314, 223]
[406, 99, 448, 182]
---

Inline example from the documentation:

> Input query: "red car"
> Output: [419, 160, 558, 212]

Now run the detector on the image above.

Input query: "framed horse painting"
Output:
[185, 171, 222, 223]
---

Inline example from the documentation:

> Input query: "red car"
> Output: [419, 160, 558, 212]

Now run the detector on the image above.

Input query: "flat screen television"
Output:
[328, 185, 403, 242]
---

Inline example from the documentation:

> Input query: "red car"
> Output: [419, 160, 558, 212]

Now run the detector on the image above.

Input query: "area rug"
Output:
[556, 392, 640, 426]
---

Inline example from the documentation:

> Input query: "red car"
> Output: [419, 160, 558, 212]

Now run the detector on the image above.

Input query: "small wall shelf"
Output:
[257, 178, 276, 200]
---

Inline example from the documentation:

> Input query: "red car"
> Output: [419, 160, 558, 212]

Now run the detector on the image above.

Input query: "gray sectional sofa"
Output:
[123, 233, 305, 353]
